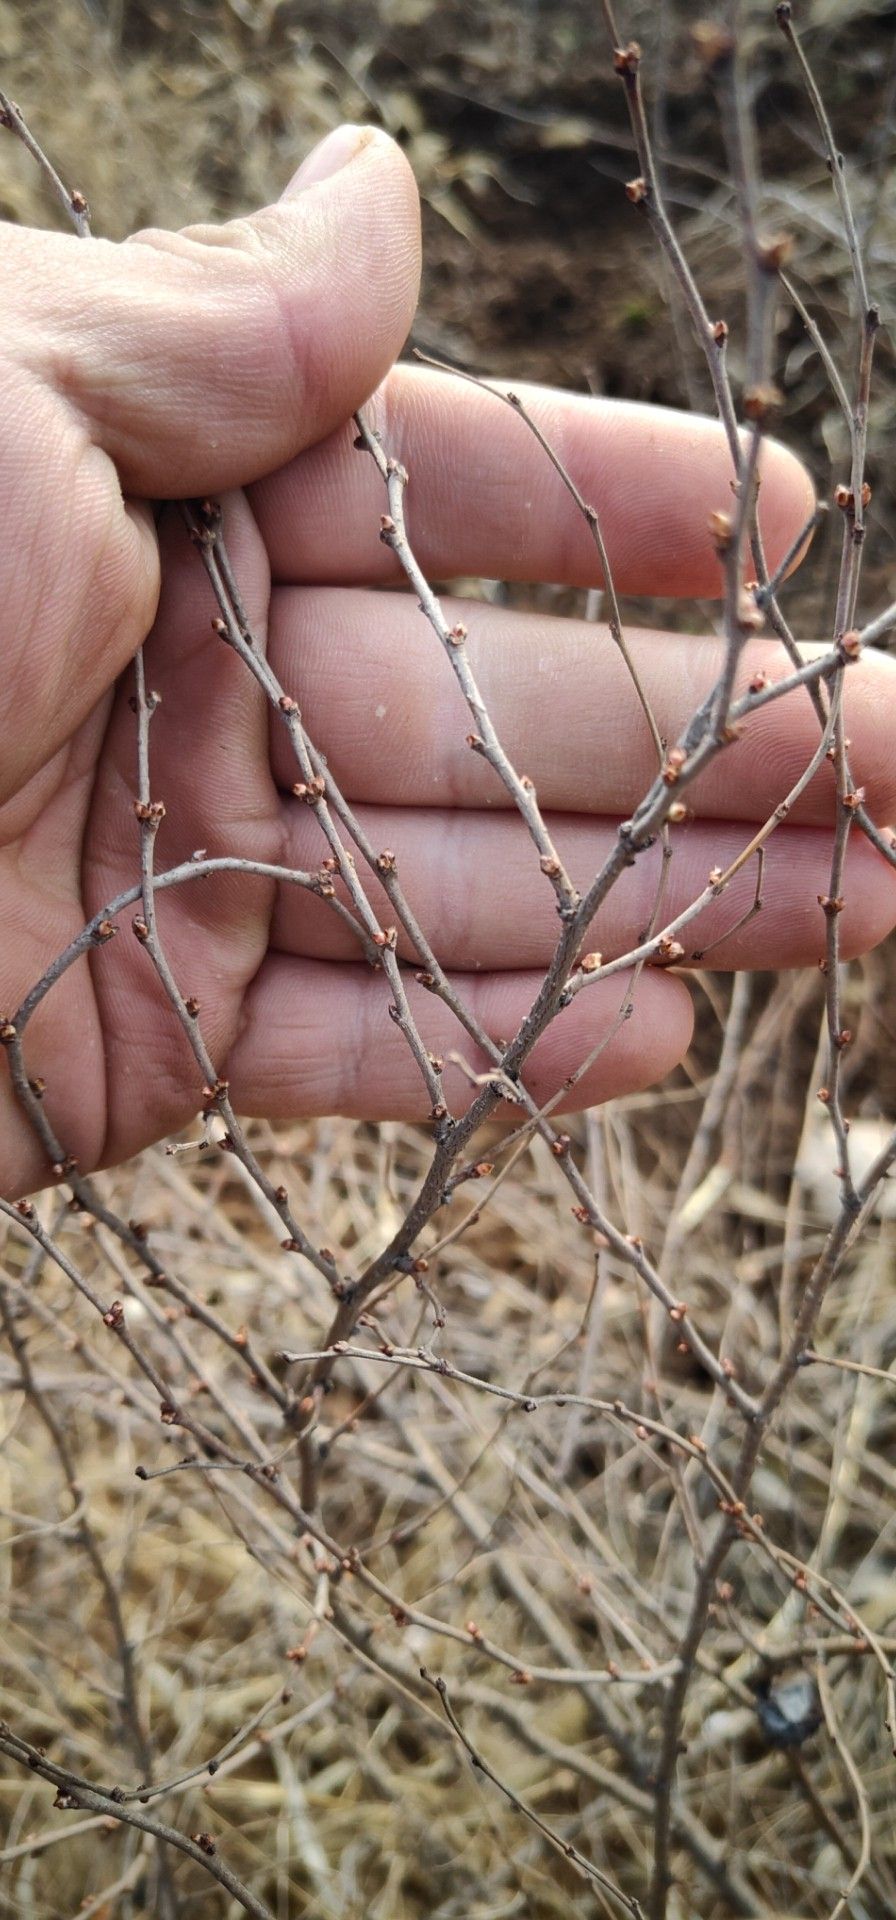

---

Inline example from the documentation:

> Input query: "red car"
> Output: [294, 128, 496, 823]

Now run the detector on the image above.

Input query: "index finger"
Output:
[249, 364, 816, 597]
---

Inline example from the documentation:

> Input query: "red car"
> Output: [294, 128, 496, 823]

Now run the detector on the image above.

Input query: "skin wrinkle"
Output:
[18, 731, 103, 904]
[86, 252, 302, 470]
[83, 231, 303, 443]
[0, 412, 157, 806]
[205, 216, 346, 446]
[0, 381, 77, 688]
[29, 236, 236, 432]
[68, 437, 157, 694]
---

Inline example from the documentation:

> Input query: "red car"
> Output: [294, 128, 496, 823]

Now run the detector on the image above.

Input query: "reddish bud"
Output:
[756, 232, 794, 272]
[613, 41, 642, 73]
[743, 382, 784, 422]
[291, 775, 326, 803]
[662, 747, 687, 786]
[692, 22, 733, 64]
[736, 586, 764, 633]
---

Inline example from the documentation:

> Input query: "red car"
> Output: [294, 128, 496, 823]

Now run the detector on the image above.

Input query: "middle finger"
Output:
[268, 587, 896, 827]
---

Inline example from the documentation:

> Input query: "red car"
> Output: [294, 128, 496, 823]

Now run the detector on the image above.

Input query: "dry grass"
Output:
[4, 998, 896, 1917]
[2, 3, 896, 1916]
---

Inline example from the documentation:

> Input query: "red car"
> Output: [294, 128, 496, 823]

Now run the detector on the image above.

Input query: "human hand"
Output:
[2, 125, 895, 1200]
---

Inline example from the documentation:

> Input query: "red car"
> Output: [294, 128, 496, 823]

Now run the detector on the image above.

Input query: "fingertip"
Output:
[839, 833, 896, 961]
[283, 123, 373, 194]
[122, 497, 162, 636]
[843, 646, 896, 824]
[277, 122, 421, 318]
[283, 122, 419, 218]
[528, 969, 695, 1114]
[234, 125, 422, 461]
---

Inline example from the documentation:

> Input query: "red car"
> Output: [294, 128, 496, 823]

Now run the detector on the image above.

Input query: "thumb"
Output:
[22, 124, 421, 497]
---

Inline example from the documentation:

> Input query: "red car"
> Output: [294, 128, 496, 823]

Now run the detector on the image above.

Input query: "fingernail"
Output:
[287, 124, 374, 194]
